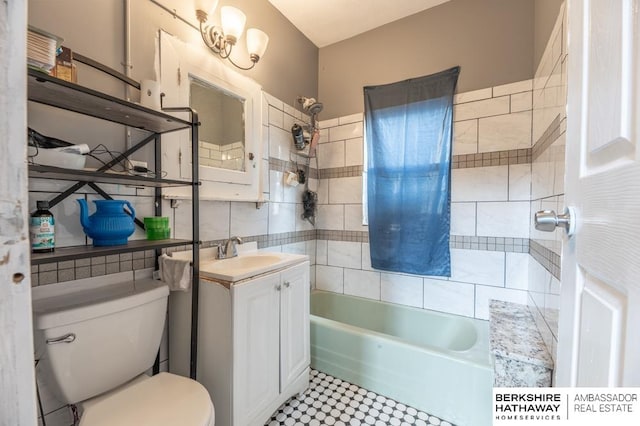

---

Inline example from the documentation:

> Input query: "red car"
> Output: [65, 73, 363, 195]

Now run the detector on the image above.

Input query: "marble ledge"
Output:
[489, 299, 553, 369]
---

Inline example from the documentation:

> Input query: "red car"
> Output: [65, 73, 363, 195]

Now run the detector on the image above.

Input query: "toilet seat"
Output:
[79, 373, 214, 426]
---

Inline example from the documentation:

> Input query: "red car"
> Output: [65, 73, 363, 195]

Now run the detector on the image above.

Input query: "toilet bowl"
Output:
[32, 274, 214, 425]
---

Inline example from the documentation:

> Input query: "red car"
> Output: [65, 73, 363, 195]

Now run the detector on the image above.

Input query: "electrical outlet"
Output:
[128, 160, 148, 175]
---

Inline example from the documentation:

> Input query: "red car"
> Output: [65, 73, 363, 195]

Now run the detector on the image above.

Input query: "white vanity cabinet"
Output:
[170, 260, 310, 426]
[232, 262, 310, 426]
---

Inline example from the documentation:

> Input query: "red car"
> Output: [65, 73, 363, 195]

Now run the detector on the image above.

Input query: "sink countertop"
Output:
[199, 251, 308, 283]
[170, 244, 308, 284]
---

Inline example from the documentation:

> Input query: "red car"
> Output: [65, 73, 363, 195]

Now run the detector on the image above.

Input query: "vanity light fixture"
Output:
[195, 0, 269, 70]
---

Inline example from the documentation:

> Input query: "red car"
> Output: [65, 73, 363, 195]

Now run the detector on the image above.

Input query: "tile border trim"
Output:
[314, 148, 533, 179]
[529, 239, 561, 280]
[452, 149, 532, 169]
[316, 230, 530, 253]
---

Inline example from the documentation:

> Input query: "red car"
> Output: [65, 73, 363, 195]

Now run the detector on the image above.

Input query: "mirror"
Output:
[190, 78, 246, 172]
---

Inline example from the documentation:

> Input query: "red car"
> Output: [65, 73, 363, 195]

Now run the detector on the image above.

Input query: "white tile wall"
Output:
[478, 111, 532, 152]
[528, 2, 567, 363]
[450, 202, 476, 235]
[316, 204, 344, 230]
[339, 113, 364, 125]
[361, 243, 372, 271]
[344, 204, 367, 232]
[318, 141, 345, 169]
[268, 104, 284, 128]
[453, 120, 478, 155]
[344, 269, 381, 299]
[380, 273, 424, 308]
[269, 126, 292, 161]
[423, 278, 475, 318]
[476, 201, 530, 238]
[450, 249, 505, 287]
[329, 176, 362, 204]
[268, 200, 296, 234]
[327, 241, 361, 269]
[511, 91, 533, 113]
[505, 252, 530, 290]
[230, 202, 268, 237]
[330, 122, 363, 141]
[345, 137, 364, 166]
[454, 96, 510, 121]
[174, 200, 230, 241]
[453, 87, 492, 104]
[492, 79, 533, 97]
[452, 166, 509, 202]
[315, 77, 536, 321]
[269, 170, 285, 202]
[316, 240, 328, 265]
[316, 265, 344, 293]
[508, 164, 532, 201]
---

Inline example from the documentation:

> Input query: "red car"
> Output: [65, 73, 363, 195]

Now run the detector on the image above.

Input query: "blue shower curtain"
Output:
[364, 66, 459, 276]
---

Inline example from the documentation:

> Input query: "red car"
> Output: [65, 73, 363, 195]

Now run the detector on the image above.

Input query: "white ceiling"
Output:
[268, 0, 451, 48]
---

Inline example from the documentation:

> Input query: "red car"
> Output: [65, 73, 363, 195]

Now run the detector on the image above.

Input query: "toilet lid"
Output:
[80, 373, 213, 426]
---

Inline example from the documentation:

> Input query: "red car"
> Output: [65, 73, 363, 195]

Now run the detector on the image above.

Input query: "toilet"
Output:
[32, 274, 214, 426]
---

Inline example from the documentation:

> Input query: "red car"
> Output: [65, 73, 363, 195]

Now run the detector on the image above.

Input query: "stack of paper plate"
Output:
[27, 26, 63, 72]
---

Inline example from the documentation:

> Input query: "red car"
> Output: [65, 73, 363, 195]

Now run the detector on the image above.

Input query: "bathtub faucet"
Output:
[218, 236, 243, 259]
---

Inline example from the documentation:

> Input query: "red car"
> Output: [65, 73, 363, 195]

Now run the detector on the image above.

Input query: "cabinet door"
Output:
[232, 273, 280, 425]
[280, 262, 310, 390]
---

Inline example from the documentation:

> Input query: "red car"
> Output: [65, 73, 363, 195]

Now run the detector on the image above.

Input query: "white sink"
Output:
[199, 251, 308, 282]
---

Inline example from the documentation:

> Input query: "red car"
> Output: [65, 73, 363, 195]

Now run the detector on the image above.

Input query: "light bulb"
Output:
[194, 0, 218, 20]
[246, 28, 269, 61]
[220, 6, 246, 45]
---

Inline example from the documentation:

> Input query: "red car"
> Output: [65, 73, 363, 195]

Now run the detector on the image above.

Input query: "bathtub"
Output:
[310, 290, 493, 426]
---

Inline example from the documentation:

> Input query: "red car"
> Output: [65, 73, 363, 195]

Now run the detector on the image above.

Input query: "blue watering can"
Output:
[77, 199, 136, 246]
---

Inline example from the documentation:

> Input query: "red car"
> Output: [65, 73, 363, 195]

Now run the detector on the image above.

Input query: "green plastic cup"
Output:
[144, 217, 170, 240]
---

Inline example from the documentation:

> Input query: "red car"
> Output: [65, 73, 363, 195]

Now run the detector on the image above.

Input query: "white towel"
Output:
[158, 254, 191, 291]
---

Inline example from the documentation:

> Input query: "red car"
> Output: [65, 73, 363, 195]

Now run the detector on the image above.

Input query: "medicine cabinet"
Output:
[159, 30, 264, 201]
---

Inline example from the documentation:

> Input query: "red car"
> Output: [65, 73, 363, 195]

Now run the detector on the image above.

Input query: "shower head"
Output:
[307, 101, 323, 115]
[298, 96, 324, 114]
[297, 96, 323, 133]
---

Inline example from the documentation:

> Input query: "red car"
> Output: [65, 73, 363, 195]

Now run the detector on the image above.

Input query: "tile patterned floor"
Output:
[266, 370, 455, 426]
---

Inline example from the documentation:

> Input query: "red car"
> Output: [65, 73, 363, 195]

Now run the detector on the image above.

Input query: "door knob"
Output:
[534, 207, 575, 236]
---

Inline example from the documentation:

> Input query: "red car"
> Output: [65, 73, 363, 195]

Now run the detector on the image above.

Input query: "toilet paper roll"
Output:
[140, 79, 161, 110]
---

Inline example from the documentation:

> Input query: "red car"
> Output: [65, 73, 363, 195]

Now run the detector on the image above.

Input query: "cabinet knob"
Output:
[275, 284, 281, 291]
[283, 281, 290, 288]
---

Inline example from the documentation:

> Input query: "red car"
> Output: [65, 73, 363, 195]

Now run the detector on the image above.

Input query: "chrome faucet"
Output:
[218, 236, 243, 259]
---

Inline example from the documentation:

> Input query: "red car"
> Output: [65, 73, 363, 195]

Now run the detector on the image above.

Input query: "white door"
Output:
[1, 0, 38, 423]
[280, 262, 311, 390]
[232, 273, 280, 425]
[557, 0, 640, 386]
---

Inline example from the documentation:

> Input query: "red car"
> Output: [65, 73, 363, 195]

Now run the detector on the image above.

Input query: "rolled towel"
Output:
[159, 254, 191, 291]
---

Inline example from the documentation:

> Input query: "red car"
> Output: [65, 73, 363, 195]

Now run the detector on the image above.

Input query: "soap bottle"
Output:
[291, 123, 305, 150]
[30, 200, 55, 253]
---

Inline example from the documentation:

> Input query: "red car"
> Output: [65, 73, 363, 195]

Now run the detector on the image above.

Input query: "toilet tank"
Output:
[32, 275, 170, 404]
